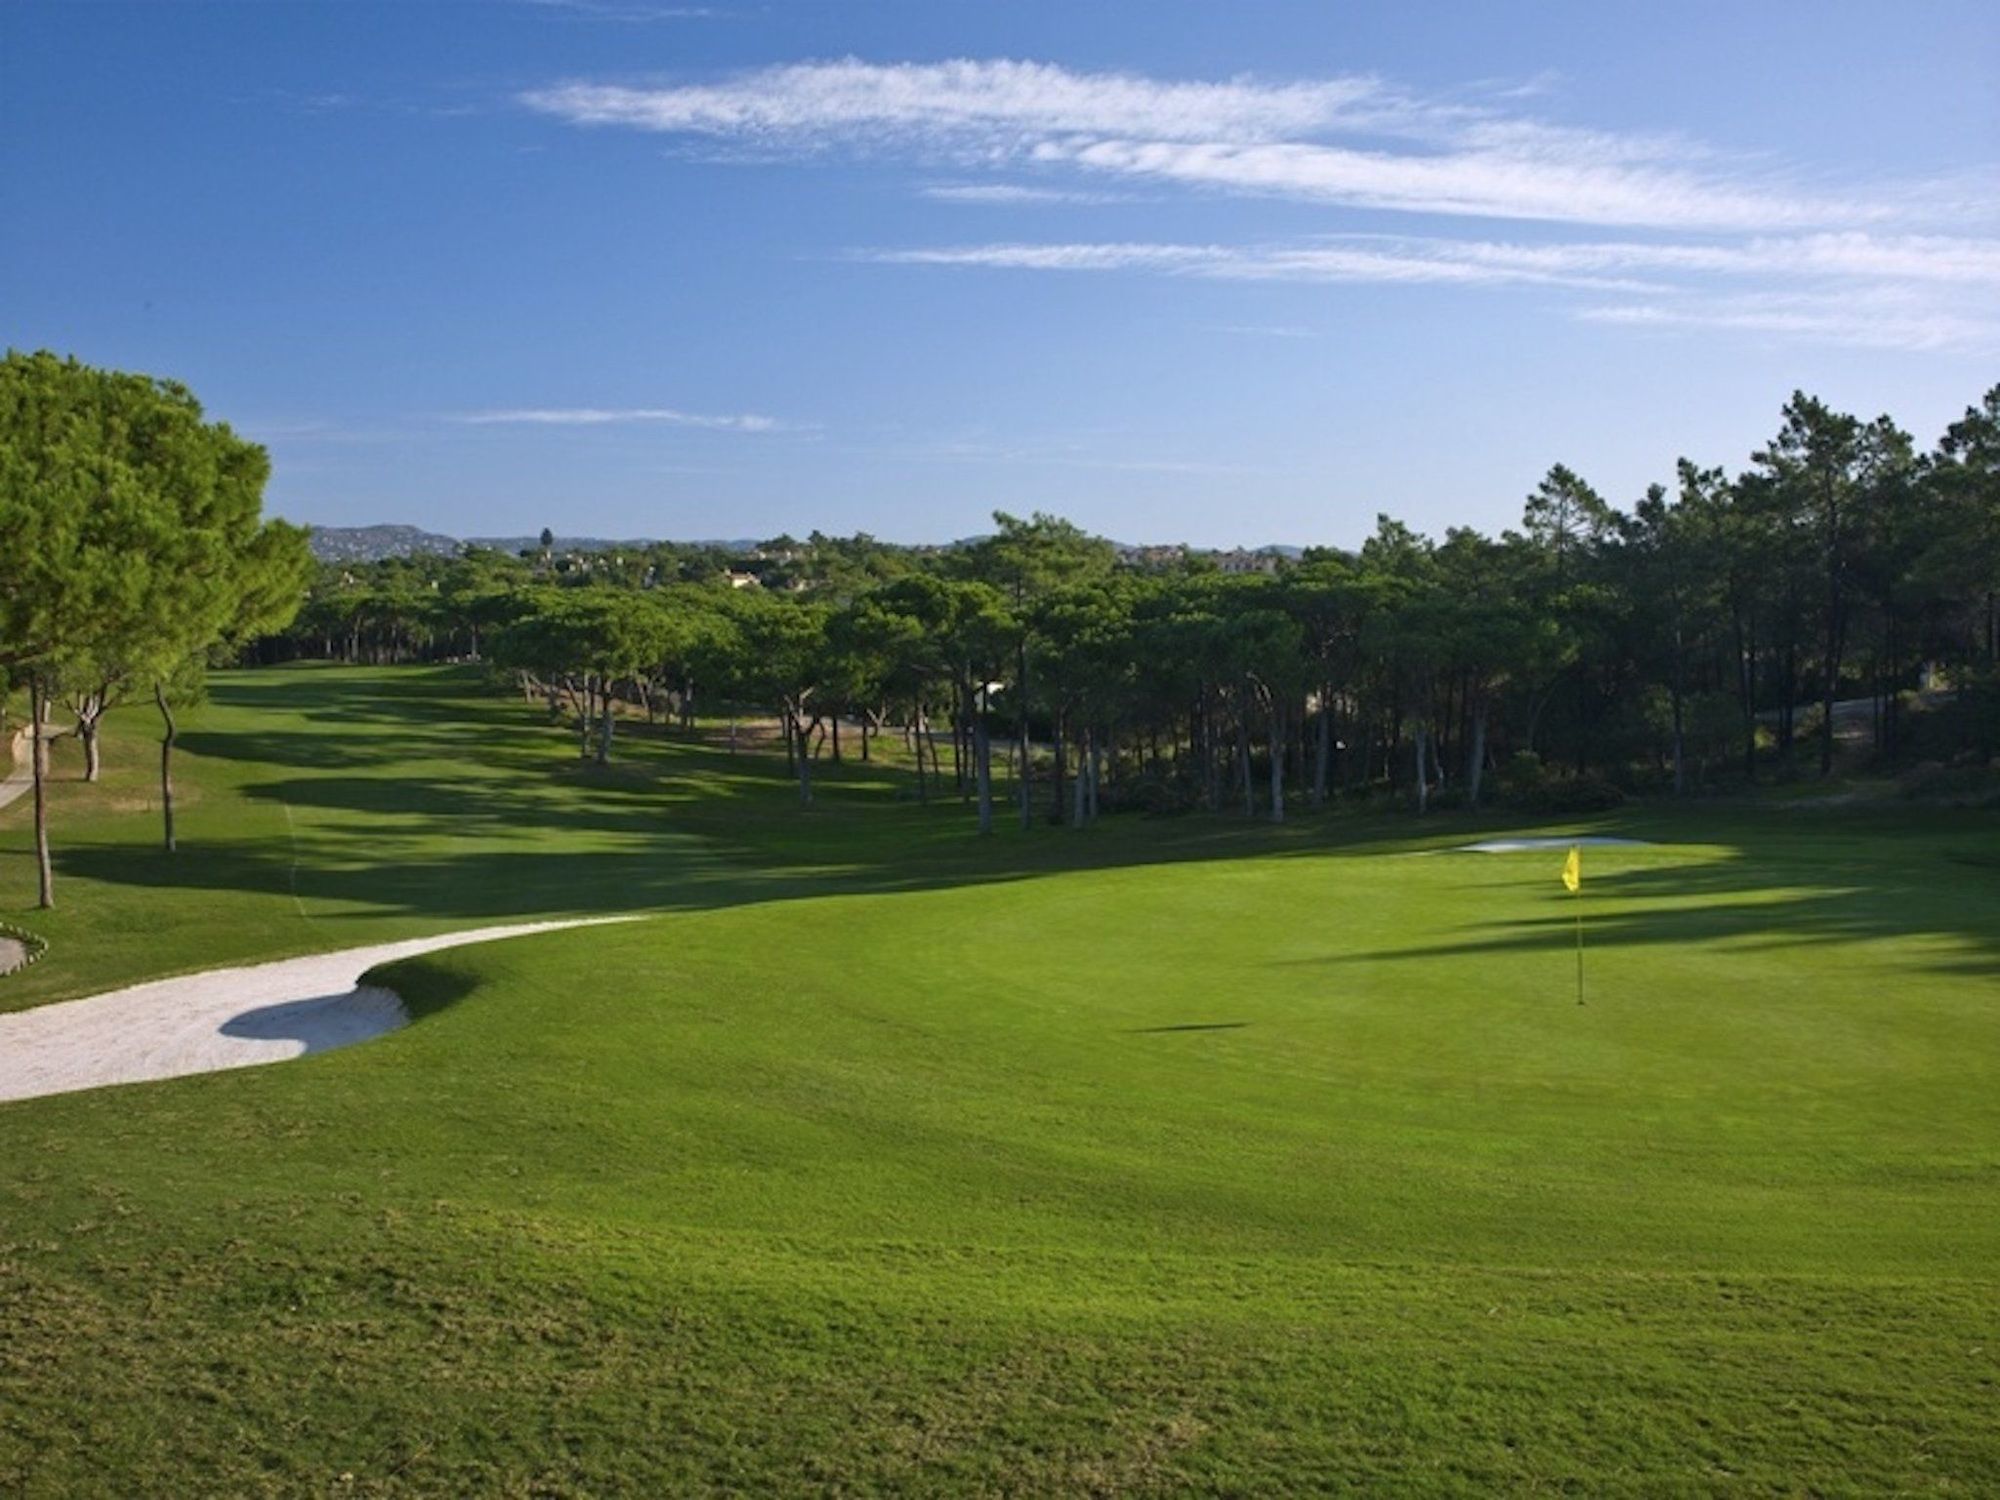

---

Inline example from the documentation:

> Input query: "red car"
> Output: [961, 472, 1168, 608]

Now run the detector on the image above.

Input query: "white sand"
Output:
[1453, 836, 1654, 853]
[0, 917, 633, 1105]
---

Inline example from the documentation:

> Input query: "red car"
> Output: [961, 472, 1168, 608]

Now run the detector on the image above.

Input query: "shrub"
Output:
[1898, 760, 2000, 805]
[1514, 772, 1627, 814]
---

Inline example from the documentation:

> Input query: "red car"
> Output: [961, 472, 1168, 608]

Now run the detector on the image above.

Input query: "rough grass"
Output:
[3, 665, 1998, 1493]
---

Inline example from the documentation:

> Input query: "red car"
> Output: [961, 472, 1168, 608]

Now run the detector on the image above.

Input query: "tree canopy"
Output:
[2, 350, 310, 901]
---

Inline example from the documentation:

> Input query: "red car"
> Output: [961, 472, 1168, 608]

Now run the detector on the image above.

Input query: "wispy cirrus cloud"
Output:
[869, 231, 2000, 290]
[524, 60, 1395, 149]
[520, 58, 1890, 232]
[861, 232, 2000, 350]
[920, 182, 1135, 206]
[520, 57, 2000, 351]
[861, 240, 1659, 292]
[452, 407, 787, 431]
[1026, 134, 1852, 232]
[1579, 287, 2000, 354]
[517, 0, 722, 20]
[1427, 231, 2000, 286]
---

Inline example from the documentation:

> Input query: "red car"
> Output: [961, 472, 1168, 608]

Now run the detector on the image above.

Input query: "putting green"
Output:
[3, 666, 1997, 1493]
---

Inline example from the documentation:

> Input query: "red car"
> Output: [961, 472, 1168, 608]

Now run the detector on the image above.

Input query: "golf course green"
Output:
[3, 666, 1997, 1493]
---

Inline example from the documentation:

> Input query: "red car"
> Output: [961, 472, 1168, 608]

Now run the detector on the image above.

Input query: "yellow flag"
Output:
[1561, 844, 1581, 894]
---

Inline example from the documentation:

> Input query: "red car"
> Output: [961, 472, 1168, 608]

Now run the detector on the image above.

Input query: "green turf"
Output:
[4, 666, 1998, 1493]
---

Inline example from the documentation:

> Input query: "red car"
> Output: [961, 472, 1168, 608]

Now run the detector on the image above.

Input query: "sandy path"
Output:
[0, 729, 32, 815]
[0, 917, 633, 1105]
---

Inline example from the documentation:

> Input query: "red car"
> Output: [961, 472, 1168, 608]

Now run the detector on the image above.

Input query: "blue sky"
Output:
[5, 1, 1996, 547]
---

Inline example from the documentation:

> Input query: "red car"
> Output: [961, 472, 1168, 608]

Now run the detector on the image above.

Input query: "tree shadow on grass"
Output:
[25, 667, 2000, 979]
[1282, 839, 2000, 979]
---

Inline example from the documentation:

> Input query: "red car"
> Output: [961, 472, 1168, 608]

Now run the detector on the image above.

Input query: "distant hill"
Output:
[309, 523, 1309, 566]
[307, 524, 770, 563]
[461, 535, 760, 557]
[307, 524, 463, 563]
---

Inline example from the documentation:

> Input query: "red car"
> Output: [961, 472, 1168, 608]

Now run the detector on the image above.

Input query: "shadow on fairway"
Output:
[1292, 830, 2000, 978]
[26, 665, 2000, 978]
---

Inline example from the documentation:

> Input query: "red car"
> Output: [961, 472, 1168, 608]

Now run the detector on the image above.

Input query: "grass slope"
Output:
[4, 666, 1998, 1493]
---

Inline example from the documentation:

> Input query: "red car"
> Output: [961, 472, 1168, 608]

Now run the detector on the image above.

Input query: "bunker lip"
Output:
[0, 916, 636, 1106]
[1452, 836, 1656, 853]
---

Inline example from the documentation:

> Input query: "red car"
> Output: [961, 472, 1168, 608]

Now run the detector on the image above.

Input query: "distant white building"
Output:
[1213, 548, 1281, 575]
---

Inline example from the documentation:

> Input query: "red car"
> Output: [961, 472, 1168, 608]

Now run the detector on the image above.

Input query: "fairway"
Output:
[3, 667, 1997, 1493]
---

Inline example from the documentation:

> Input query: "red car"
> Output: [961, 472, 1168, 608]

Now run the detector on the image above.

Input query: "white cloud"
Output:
[518, 0, 721, 20]
[1431, 231, 2000, 285]
[453, 407, 785, 431]
[862, 240, 1654, 291]
[1033, 136, 1848, 232]
[524, 60, 1392, 146]
[920, 182, 1132, 205]
[860, 231, 2000, 351]
[521, 58, 1999, 350]
[521, 57, 1891, 232]
[1578, 289, 2000, 354]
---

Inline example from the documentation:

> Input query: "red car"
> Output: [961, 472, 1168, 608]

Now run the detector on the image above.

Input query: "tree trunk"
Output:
[30, 677, 54, 908]
[1414, 723, 1430, 816]
[1670, 644, 1686, 798]
[1819, 604, 1844, 778]
[830, 712, 841, 763]
[1016, 639, 1032, 831]
[1312, 692, 1330, 808]
[1071, 726, 1088, 828]
[1051, 712, 1067, 825]
[974, 704, 993, 835]
[1780, 641, 1797, 766]
[1466, 708, 1487, 809]
[950, 679, 965, 794]
[155, 680, 179, 855]
[1268, 701, 1286, 823]
[1237, 711, 1253, 818]
[1739, 612, 1758, 782]
[596, 688, 613, 765]
[794, 710, 814, 805]
[78, 702, 103, 784]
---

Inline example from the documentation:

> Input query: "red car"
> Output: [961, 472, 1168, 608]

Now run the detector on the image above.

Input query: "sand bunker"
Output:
[1453, 836, 1655, 853]
[0, 917, 632, 1105]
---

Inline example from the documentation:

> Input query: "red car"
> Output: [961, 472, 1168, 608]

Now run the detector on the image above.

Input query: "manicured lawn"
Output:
[4, 666, 1998, 1492]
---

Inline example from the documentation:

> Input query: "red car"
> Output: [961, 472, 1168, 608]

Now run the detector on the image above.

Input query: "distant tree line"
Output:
[1, 351, 312, 907]
[263, 385, 2000, 827]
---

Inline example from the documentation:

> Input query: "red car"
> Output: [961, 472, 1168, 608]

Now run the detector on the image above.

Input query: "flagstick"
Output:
[1574, 889, 1585, 1006]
